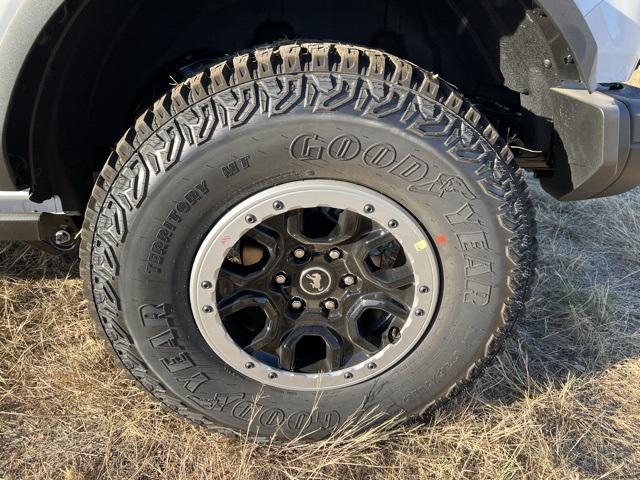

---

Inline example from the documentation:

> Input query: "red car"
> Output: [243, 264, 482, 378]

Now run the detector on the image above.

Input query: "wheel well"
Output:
[5, 0, 573, 210]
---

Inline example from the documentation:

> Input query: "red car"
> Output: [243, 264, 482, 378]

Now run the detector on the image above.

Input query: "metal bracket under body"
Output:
[0, 190, 79, 245]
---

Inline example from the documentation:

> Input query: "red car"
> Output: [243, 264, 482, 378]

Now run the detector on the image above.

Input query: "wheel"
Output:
[81, 42, 536, 440]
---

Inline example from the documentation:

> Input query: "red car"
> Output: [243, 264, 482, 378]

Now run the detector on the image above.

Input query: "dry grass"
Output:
[1, 180, 638, 479]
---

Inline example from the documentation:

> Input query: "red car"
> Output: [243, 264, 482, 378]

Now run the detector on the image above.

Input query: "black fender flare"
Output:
[536, 0, 598, 91]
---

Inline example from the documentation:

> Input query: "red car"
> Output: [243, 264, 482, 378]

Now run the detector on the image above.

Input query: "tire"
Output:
[80, 42, 536, 441]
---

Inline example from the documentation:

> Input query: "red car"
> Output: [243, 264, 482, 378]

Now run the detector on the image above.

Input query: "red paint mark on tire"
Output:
[434, 234, 448, 246]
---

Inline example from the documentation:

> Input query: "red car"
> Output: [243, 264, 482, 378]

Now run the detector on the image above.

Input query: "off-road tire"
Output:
[80, 42, 537, 441]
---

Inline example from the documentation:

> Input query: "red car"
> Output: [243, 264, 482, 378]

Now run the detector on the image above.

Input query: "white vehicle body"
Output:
[577, 0, 640, 82]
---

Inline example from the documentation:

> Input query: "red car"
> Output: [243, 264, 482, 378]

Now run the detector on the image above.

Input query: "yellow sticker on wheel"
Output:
[414, 240, 428, 251]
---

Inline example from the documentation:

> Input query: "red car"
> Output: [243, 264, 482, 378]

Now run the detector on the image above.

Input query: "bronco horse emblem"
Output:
[305, 273, 324, 291]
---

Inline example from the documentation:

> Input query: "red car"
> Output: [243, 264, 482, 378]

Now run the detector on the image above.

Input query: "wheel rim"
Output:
[190, 180, 440, 391]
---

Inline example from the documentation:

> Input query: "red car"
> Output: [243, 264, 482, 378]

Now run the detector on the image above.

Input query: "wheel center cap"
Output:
[299, 266, 332, 296]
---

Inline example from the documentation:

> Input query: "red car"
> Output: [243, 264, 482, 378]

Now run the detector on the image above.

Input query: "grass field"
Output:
[1, 178, 638, 479]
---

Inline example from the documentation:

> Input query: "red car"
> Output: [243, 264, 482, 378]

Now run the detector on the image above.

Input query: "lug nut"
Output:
[344, 372, 353, 379]
[388, 219, 399, 229]
[323, 298, 338, 310]
[268, 372, 278, 379]
[245, 214, 257, 224]
[290, 298, 304, 310]
[201, 281, 212, 289]
[293, 247, 306, 259]
[419, 285, 430, 294]
[273, 200, 284, 210]
[274, 273, 287, 285]
[328, 248, 342, 260]
[364, 204, 375, 214]
[343, 274, 357, 286]
[202, 305, 213, 313]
